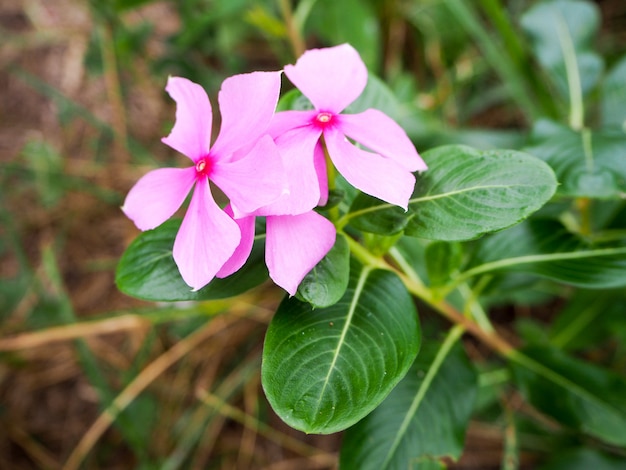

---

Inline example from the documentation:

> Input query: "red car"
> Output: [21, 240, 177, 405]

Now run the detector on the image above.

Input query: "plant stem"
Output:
[278, 0, 305, 58]
[347, 235, 515, 355]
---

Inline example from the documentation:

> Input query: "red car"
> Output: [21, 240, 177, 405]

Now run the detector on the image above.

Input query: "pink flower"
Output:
[122, 73, 286, 291]
[269, 44, 427, 211]
[217, 210, 336, 296]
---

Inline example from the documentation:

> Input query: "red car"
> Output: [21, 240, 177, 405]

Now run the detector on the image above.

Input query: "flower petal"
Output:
[212, 134, 288, 217]
[216, 206, 256, 278]
[284, 44, 367, 114]
[253, 126, 323, 216]
[210, 71, 282, 158]
[339, 109, 427, 172]
[122, 167, 196, 231]
[314, 142, 329, 206]
[173, 179, 241, 291]
[161, 77, 212, 162]
[266, 212, 336, 295]
[325, 128, 415, 210]
[268, 110, 316, 138]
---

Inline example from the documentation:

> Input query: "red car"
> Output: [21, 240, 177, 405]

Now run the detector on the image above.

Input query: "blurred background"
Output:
[1, 0, 625, 468]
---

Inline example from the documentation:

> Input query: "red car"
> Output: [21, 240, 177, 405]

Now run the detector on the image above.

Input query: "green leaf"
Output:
[347, 145, 557, 241]
[460, 219, 626, 289]
[601, 55, 626, 129]
[521, 0, 603, 96]
[340, 327, 477, 469]
[509, 345, 626, 446]
[262, 261, 421, 434]
[539, 448, 626, 470]
[116, 219, 268, 301]
[308, 0, 381, 70]
[425, 241, 463, 287]
[296, 234, 350, 308]
[524, 120, 626, 199]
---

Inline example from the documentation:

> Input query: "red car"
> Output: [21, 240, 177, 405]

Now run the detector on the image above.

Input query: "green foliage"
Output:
[340, 328, 477, 469]
[347, 145, 557, 241]
[262, 261, 421, 434]
[510, 346, 626, 446]
[116, 219, 268, 301]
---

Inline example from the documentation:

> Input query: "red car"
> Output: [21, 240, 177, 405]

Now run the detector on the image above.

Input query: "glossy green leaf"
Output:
[601, 55, 626, 129]
[340, 327, 477, 469]
[521, 0, 603, 96]
[116, 219, 268, 301]
[509, 345, 626, 446]
[461, 219, 626, 289]
[347, 145, 557, 241]
[262, 261, 421, 434]
[524, 120, 626, 199]
[296, 234, 350, 308]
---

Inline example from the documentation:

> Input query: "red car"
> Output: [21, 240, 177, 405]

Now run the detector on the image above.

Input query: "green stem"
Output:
[321, 137, 340, 223]
[278, 0, 306, 58]
[381, 324, 465, 469]
[556, 14, 585, 130]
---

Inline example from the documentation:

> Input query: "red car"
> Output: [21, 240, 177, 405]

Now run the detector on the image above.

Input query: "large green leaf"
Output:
[262, 261, 421, 434]
[601, 55, 626, 129]
[340, 327, 477, 469]
[296, 233, 350, 308]
[347, 145, 557, 241]
[521, 0, 603, 97]
[116, 219, 268, 301]
[524, 120, 626, 199]
[509, 346, 626, 446]
[460, 219, 626, 289]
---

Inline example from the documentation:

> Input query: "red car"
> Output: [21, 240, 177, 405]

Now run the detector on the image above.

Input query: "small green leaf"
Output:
[340, 327, 477, 469]
[116, 219, 268, 301]
[461, 219, 626, 289]
[425, 241, 463, 287]
[524, 120, 626, 199]
[348, 145, 557, 241]
[262, 261, 421, 434]
[296, 234, 350, 308]
[510, 345, 626, 446]
[521, 0, 604, 96]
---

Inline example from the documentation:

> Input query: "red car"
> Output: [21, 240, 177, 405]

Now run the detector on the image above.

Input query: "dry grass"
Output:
[2, 1, 625, 469]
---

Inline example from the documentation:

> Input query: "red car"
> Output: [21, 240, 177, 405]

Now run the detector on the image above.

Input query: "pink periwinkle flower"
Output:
[122, 73, 286, 291]
[269, 43, 427, 211]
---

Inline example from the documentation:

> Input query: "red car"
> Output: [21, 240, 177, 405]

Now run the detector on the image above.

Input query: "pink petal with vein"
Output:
[266, 212, 336, 295]
[213, 135, 287, 217]
[161, 77, 212, 162]
[284, 44, 368, 113]
[211, 71, 282, 157]
[339, 109, 427, 172]
[122, 167, 196, 231]
[253, 126, 322, 216]
[216, 206, 256, 278]
[173, 179, 241, 291]
[268, 110, 316, 138]
[325, 128, 415, 210]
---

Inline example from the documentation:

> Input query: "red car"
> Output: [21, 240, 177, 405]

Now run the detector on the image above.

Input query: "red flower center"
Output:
[195, 157, 211, 177]
[314, 112, 334, 128]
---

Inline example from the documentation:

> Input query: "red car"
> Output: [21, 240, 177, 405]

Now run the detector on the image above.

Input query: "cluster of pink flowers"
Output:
[122, 44, 426, 295]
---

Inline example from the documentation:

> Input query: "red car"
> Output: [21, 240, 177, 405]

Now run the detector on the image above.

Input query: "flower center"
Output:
[314, 112, 334, 128]
[195, 157, 211, 177]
